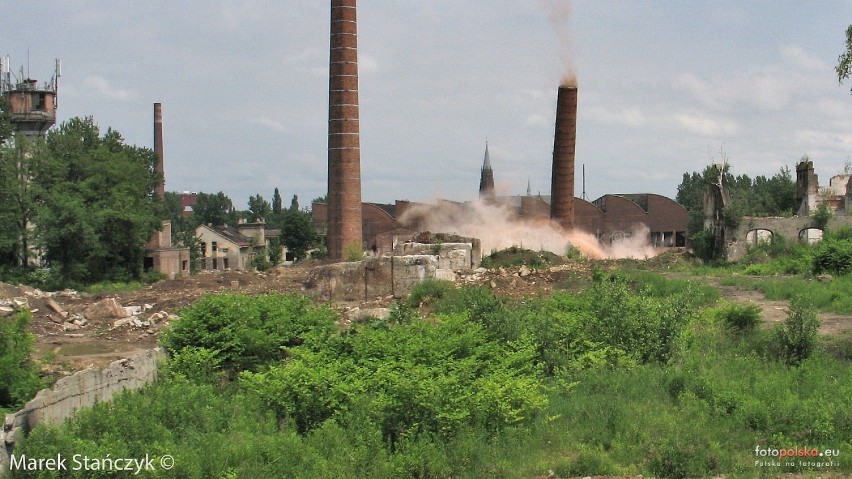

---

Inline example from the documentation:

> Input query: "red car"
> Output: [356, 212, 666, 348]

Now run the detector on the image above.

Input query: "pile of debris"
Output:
[0, 281, 178, 338]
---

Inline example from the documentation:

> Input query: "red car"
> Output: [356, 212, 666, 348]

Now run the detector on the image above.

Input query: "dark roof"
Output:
[365, 202, 396, 217]
[208, 225, 251, 247]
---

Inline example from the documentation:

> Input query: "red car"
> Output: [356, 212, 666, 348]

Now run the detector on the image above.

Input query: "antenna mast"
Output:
[582, 164, 587, 200]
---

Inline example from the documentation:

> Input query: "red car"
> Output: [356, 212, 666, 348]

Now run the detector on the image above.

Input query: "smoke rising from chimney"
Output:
[399, 199, 657, 260]
[540, 0, 577, 87]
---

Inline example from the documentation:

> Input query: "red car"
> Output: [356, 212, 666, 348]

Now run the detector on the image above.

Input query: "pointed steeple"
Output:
[527, 178, 531, 197]
[482, 141, 492, 170]
[479, 141, 495, 201]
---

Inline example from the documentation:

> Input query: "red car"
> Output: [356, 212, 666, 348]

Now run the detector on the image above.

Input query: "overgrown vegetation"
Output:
[0, 311, 45, 412]
[13, 271, 851, 478]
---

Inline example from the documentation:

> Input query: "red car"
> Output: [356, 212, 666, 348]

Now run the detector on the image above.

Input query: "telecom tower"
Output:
[0, 57, 61, 137]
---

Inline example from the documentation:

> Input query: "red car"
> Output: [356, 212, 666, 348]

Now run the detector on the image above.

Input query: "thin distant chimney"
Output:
[327, 0, 363, 260]
[153, 102, 165, 200]
[550, 85, 577, 229]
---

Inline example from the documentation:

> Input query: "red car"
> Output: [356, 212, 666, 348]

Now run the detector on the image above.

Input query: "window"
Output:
[212, 241, 218, 253]
[223, 258, 229, 270]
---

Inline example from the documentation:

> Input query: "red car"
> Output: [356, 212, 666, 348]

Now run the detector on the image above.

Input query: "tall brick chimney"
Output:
[550, 85, 577, 229]
[327, 0, 363, 261]
[153, 102, 165, 201]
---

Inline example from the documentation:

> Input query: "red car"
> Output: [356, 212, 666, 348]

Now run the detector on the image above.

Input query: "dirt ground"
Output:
[4, 254, 850, 375]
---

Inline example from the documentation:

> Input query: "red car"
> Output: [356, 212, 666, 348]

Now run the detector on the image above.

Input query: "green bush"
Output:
[813, 237, 852, 275]
[0, 310, 45, 410]
[159, 293, 337, 373]
[240, 312, 547, 442]
[585, 276, 692, 363]
[716, 302, 761, 333]
[406, 279, 453, 308]
[774, 298, 820, 366]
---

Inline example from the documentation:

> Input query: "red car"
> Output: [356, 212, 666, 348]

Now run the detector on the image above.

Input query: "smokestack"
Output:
[153, 102, 165, 201]
[550, 85, 577, 229]
[327, 0, 363, 260]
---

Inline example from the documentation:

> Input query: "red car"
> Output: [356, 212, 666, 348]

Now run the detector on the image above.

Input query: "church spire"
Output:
[479, 141, 495, 201]
[482, 141, 492, 170]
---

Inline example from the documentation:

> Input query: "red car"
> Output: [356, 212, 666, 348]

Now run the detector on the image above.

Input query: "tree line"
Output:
[0, 99, 320, 287]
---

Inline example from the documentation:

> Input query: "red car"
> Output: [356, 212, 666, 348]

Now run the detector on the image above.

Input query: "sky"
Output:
[3, 1, 852, 210]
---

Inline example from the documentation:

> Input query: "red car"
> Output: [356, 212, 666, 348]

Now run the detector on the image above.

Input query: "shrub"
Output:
[407, 279, 453, 308]
[0, 310, 45, 410]
[716, 303, 761, 333]
[584, 276, 692, 364]
[774, 298, 820, 366]
[812, 238, 852, 275]
[343, 240, 363, 262]
[647, 436, 722, 479]
[689, 230, 715, 262]
[812, 203, 833, 230]
[159, 293, 337, 373]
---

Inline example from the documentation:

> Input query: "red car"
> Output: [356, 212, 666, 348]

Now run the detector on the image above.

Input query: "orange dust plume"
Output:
[398, 198, 658, 260]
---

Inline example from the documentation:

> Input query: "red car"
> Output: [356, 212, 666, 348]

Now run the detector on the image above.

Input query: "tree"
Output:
[247, 194, 271, 223]
[272, 187, 283, 216]
[0, 136, 47, 267]
[192, 191, 235, 226]
[0, 96, 14, 145]
[837, 24, 852, 94]
[289, 194, 300, 212]
[281, 207, 316, 261]
[34, 118, 162, 283]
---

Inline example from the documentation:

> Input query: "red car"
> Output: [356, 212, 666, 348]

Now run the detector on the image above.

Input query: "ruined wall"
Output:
[727, 215, 852, 261]
[1, 349, 164, 474]
[304, 236, 480, 302]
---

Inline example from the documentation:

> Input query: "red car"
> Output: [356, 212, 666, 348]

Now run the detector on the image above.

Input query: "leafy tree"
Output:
[289, 194, 300, 212]
[247, 194, 271, 223]
[33, 117, 162, 283]
[192, 191, 235, 226]
[272, 187, 283, 216]
[837, 24, 852, 94]
[0, 95, 14, 145]
[0, 136, 47, 266]
[281, 206, 316, 261]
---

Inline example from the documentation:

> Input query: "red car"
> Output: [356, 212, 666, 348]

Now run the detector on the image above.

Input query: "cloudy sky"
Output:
[4, 1, 852, 209]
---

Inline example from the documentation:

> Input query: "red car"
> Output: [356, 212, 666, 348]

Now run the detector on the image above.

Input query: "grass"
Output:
[718, 274, 852, 314]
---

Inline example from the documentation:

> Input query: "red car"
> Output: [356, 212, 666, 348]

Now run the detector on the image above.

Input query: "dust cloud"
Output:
[398, 199, 658, 260]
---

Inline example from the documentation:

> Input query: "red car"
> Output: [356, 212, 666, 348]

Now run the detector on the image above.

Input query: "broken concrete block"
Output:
[392, 255, 438, 298]
[304, 261, 366, 302]
[84, 298, 128, 320]
[113, 317, 135, 328]
[45, 298, 64, 314]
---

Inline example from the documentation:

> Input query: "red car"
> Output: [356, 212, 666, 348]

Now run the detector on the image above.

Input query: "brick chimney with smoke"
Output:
[550, 85, 577, 229]
[154, 102, 165, 201]
[327, 0, 363, 260]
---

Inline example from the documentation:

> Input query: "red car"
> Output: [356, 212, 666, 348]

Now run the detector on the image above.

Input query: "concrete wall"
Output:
[304, 237, 480, 302]
[1, 349, 163, 474]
